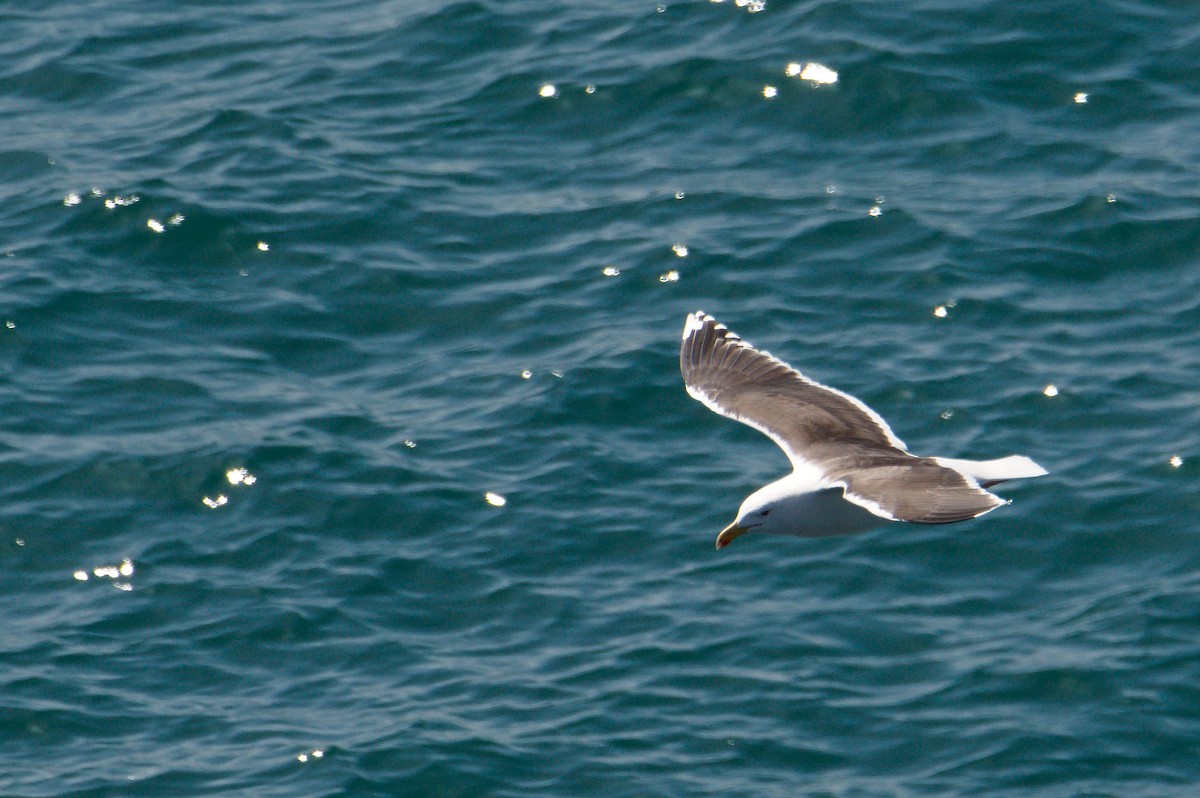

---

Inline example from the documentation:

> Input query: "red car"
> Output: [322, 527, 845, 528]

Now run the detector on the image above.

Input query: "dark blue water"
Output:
[3, 1, 1200, 795]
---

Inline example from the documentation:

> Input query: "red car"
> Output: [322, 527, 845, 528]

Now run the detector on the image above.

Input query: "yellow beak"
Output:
[715, 521, 750, 550]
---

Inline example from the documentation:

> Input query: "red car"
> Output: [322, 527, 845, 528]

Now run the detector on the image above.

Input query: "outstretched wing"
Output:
[680, 311, 906, 465]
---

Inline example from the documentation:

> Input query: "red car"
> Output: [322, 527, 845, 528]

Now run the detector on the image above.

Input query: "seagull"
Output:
[680, 311, 1047, 549]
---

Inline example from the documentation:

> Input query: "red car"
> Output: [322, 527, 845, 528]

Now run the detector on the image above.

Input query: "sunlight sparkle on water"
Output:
[933, 298, 958, 317]
[789, 62, 838, 85]
[602, 266, 620, 277]
[485, 492, 507, 507]
[1074, 92, 1088, 104]
[762, 85, 777, 99]
[226, 467, 257, 486]
[75, 558, 134, 588]
[1169, 455, 1183, 468]
[539, 84, 558, 98]
[672, 243, 688, 257]
[104, 195, 139, 209]
[63, 193, 81, 206]
[659, 270, 680, 283]
[712, 0, 765, 10]
[202, 495, 229, 509]
[1043, 384, 1059, 397]
[147, 219, 165, 233]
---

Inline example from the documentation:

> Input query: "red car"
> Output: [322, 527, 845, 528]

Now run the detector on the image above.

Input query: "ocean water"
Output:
[3, 1, 1200, 795]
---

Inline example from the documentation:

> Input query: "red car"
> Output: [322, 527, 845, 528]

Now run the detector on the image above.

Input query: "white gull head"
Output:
[717, 473, 894, 548]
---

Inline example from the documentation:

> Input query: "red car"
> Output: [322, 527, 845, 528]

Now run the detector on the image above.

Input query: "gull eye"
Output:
[760, 510, 770, 517]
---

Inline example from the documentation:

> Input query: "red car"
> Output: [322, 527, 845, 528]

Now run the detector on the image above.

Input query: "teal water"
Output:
[3, 1, 1200, 795]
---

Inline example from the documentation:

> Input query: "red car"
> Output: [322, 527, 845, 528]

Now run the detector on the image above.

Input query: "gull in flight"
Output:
[681, 312, 1047, 549]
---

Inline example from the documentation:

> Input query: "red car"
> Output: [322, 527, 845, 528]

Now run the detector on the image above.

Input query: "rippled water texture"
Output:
[3, 1, 1199, 795]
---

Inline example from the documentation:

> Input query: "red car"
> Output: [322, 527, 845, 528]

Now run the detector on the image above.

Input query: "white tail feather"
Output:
[933, 455, 1048, 486]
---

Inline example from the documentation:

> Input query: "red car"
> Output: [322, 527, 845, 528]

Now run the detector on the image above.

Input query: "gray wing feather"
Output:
[815, 443, 1006, 524]
[680, 312, 905, 458]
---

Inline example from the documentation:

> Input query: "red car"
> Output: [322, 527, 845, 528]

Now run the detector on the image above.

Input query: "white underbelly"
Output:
[784, 489, 892, 538]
